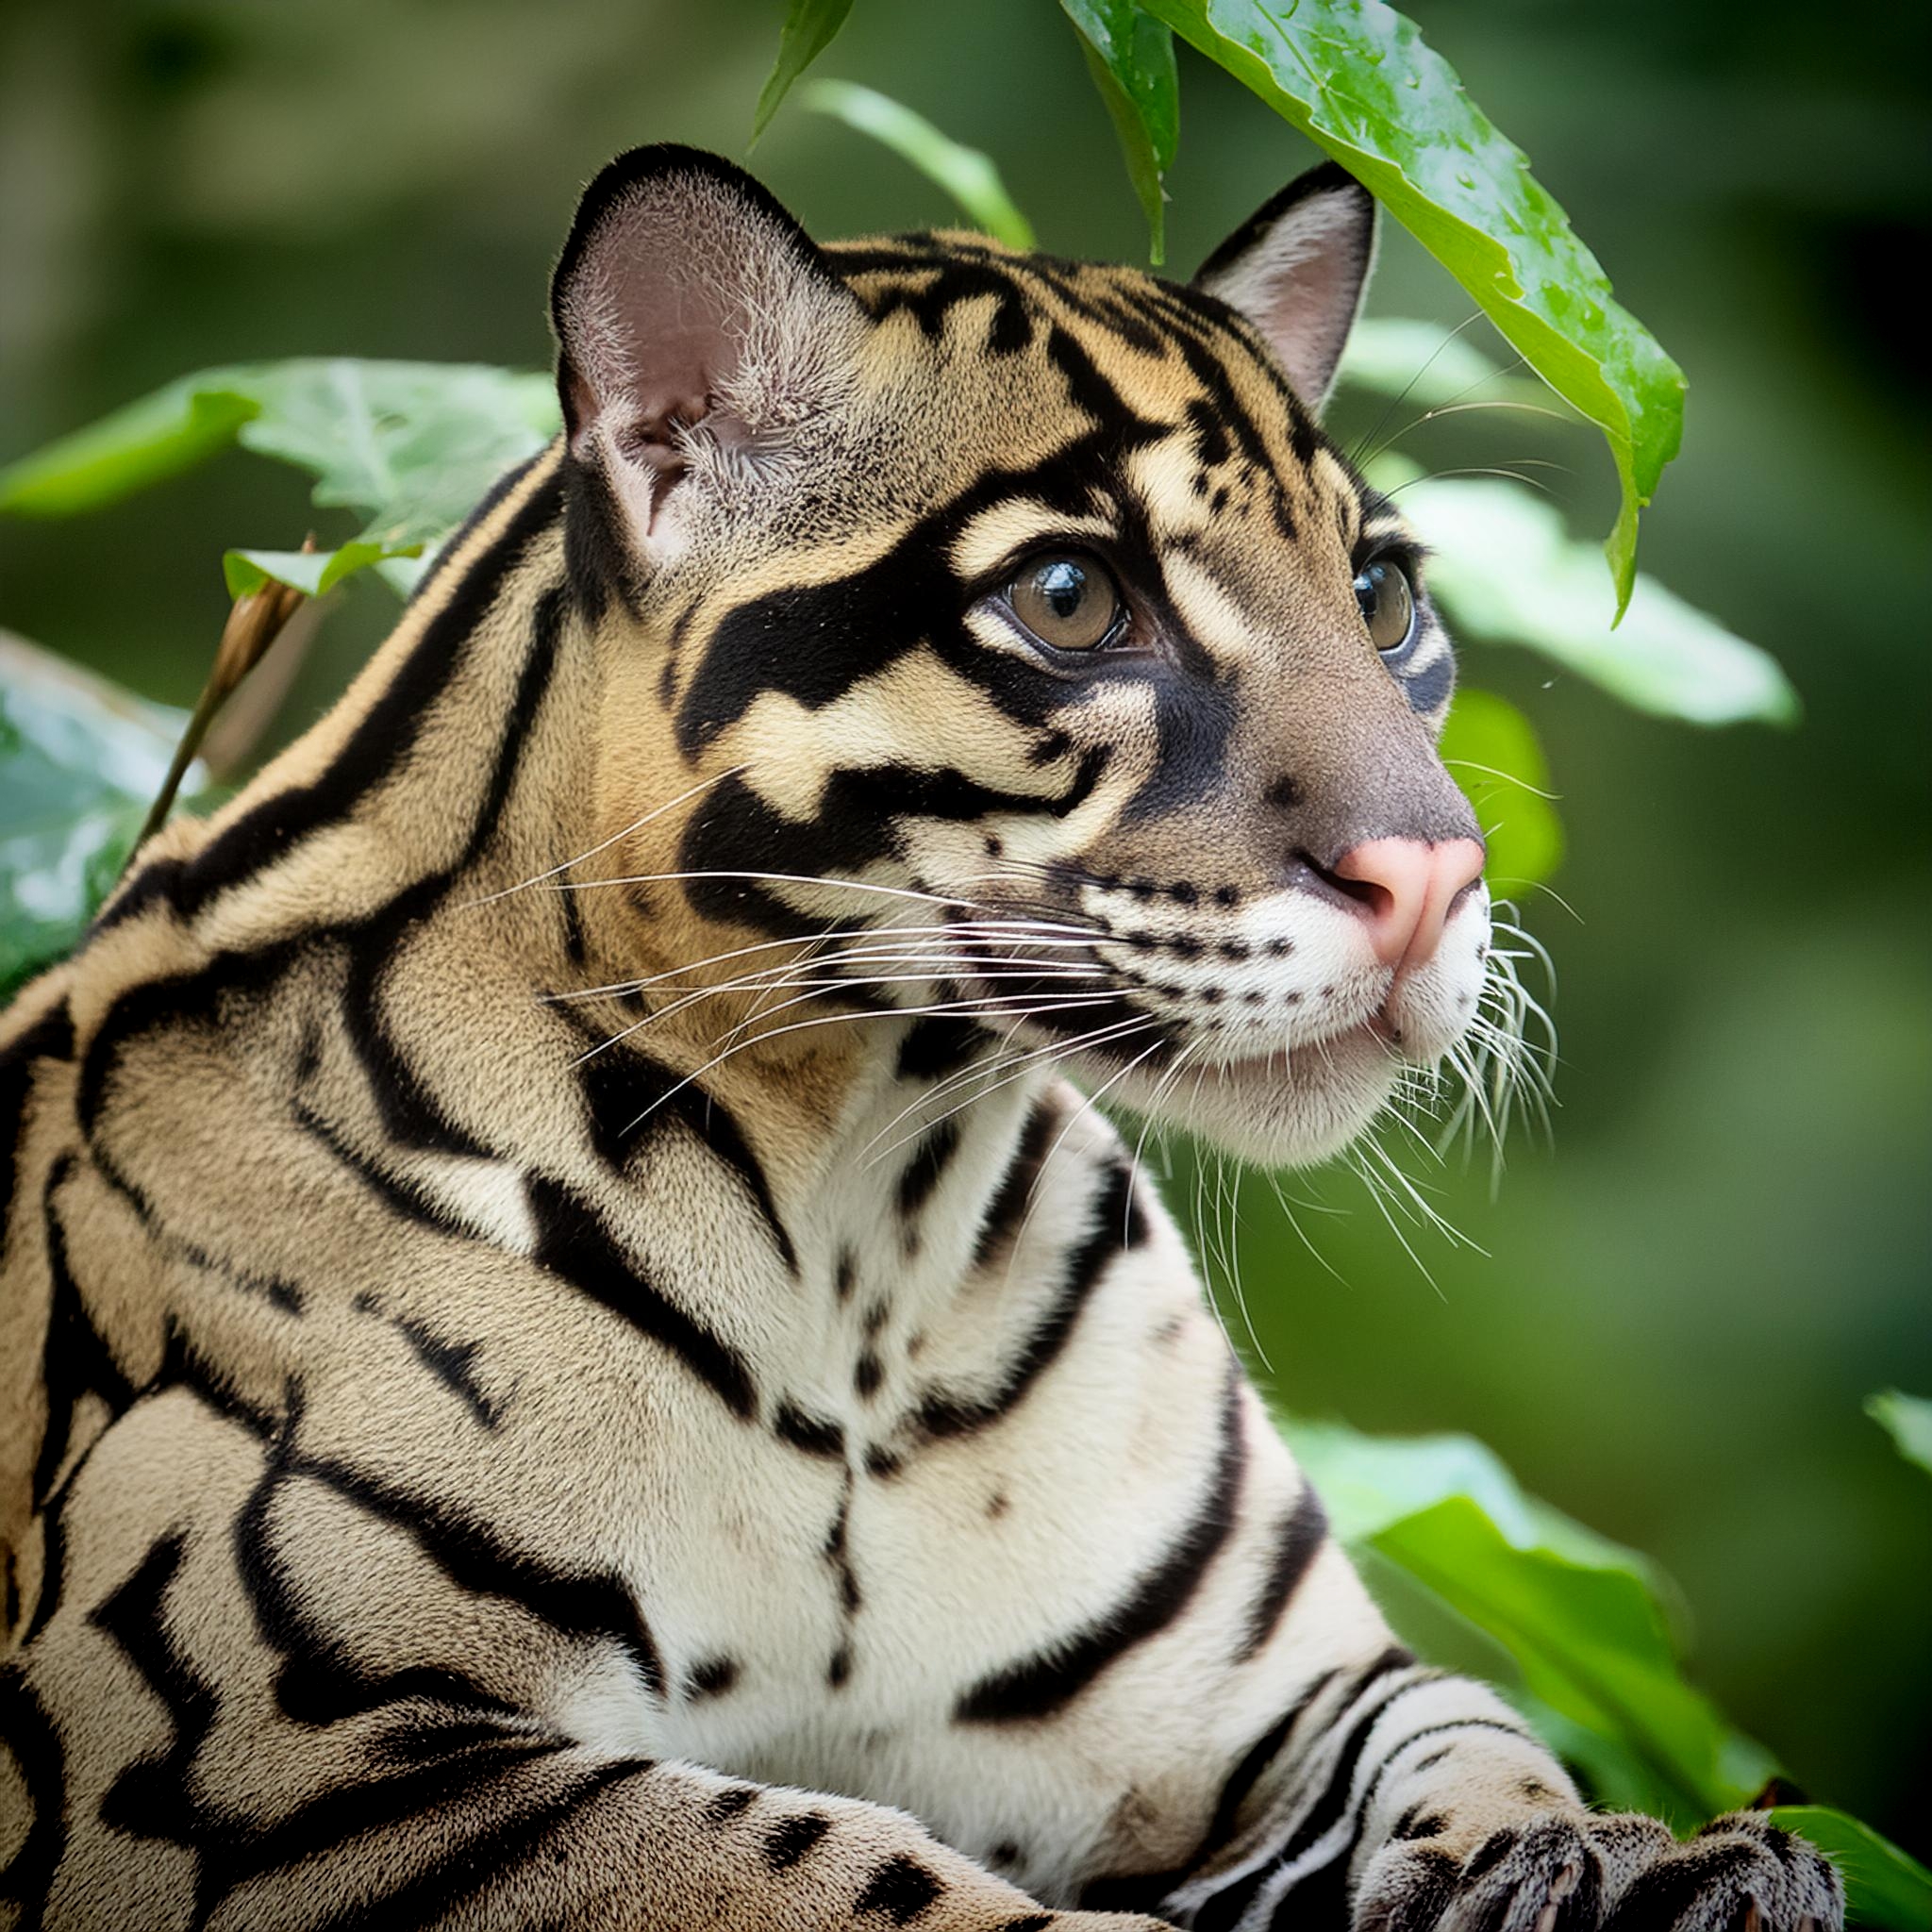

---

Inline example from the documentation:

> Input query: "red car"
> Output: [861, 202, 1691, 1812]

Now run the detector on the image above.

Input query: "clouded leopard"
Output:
[0, 145, 1841, 1931]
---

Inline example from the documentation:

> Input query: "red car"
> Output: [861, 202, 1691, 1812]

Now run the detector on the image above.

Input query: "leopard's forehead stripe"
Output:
[824, 230, 1345, 515]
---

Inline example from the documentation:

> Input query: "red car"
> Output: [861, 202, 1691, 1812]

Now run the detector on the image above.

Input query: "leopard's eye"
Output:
[1354, 558, 1417, 656]
[1009, 551, 1121, 652]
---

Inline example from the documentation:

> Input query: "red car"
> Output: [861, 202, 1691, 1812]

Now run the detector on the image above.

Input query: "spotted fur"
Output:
[0, 147, 1839, 1931]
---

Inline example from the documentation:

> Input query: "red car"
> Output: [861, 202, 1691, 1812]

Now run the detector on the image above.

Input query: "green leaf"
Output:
[1866, 1390, 1932, 1481]
[1374, 1493, 1757, 1819]
[1061, 1, 1180, 264]
[1381, 466, 1798, 727]
[1282, 1415, 1932, 1914]
[224, 540, 410, 601]
[1, 360, 559, 600]
[1341, 317, 1507, 406]
[228, 360, 558, 574]
[800, 81, 1037, 250]
[1136, 0, 1683, 613]
[0, 380, 262, 517]
[1438, 687, 1563, 891]
[1285, 1418, 1767, 1822]
[751, 0, 856, 142]
[0, 634, 202, 1002]
[1768, 1806, 1932, 1932]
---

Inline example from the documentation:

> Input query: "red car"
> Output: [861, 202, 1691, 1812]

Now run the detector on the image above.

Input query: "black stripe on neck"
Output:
[97, 459, 565, 935]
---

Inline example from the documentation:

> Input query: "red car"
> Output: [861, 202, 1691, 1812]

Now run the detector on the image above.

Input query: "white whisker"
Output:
[463, 765, 746, 908]
[871, 1018, 1161, 1172]
[547, 867, 1092, 928]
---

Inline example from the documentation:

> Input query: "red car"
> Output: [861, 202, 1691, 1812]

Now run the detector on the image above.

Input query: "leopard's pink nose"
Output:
[1333, 837, 1486, 970]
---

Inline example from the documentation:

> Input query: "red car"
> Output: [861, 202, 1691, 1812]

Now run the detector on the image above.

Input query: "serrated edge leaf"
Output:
[8, 358, 556, 604]
[801, 82, 1037, 250]
[752, 0, 858, 142]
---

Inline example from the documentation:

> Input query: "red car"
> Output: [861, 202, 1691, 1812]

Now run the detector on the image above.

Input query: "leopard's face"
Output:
[557, 151, 1504, 1167]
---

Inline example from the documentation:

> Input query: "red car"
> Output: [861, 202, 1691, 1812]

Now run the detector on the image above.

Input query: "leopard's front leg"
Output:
[0, 1390, 1182, 1932]
[1345, 1681, 1843, 1932]
[1158, 1653, 1842, 1932]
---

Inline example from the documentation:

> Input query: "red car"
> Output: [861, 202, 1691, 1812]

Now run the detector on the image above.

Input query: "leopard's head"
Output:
[551, 145, 1518, 1167]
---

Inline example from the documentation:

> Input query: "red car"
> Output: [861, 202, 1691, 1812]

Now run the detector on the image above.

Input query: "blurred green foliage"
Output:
[1436, 687, 1563, 894]
[1390, 467, 1800, 728]
[0, 358, 557, 597]
[0, 0, 1925, 1903]
[1866, 1391, 1932, 1481]
[800, 81, 1037, 248]
[0, 639, 200, 997]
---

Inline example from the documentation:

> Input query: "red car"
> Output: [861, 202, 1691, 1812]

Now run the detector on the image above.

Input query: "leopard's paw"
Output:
[1603, 1810, 1844, 1932]
[1353, 1808, 1841, 1932]
[1355, 1811, 1652, 1931]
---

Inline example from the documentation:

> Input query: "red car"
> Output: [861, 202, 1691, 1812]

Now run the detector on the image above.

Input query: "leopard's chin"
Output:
[1078, 1017, 1410, 1169]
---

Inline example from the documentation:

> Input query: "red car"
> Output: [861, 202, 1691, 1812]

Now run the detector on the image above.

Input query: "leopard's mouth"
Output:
[913, 893, 1493, 1167]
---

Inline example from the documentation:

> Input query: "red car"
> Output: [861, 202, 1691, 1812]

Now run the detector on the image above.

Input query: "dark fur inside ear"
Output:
[1193, 161, 1377, 413]
[548, 144, 862, 548]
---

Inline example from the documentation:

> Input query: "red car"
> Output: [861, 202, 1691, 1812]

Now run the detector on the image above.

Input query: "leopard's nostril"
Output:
[1327, 836, 1486, 970]
[1300, 857, 1391, 921]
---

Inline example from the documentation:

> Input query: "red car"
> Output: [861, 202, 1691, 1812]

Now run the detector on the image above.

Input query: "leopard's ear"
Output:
[1192, 161, 1377, 415]
[549, 145, 864, 555]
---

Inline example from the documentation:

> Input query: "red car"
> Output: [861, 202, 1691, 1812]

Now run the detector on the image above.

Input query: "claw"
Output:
[1532, 1858, 1581, 1932]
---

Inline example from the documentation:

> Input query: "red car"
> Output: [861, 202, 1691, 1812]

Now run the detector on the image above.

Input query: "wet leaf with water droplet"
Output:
[1140, 0, 1684, 616]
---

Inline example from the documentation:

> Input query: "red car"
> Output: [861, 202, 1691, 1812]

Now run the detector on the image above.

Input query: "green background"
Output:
[0, 0, 1925, 1857]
